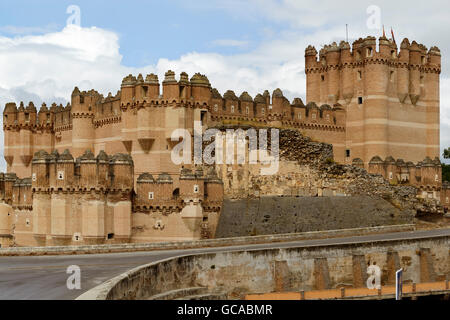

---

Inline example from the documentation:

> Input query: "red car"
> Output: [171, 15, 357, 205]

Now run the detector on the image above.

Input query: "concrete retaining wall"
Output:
[0, 224, 414, 256]
[77, 233, 450, 300]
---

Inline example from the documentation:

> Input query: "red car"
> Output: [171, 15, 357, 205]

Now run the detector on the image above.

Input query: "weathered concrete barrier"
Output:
[77, 232, 450, 300]
[0, 224, 414, 257]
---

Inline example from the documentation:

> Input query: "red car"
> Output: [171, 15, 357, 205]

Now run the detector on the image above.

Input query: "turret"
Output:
[270, 88, 286, 125]
[109, 154, 134, 191]
[54, 149, 75, 190]
[96, 151, 109, 188]
[210, 88, 223, 115]
[190, 73, 211, 104]
[204, 167, 223, 204]
[306, 102, 319, 122]
[239, 92, 253, 118]
[254, 94, 267, 118]
[31, 150, 50, 189]
[408, 41, 422, 105]
[120, 75, 137, 105]
[339, 41, 353, 103]
[368, 156, 385, 177]
[78, 150, 97, 189]
[428, 46, 441, 66]
[3, 102, 18, 127]
[136, 173, 156, 207]
[223, 90, 239, 115]
[305, 45, 320, 104]
[71, 87, 98, 158]
[162, 70, 179, 101]
[179, 168, 204, 202]
[38, 103, 52, 126]
[397, 39, 410, 103]
[325, 42, 340, 104]
[179, 72, 191, 100]
[3, 103, 18, 169]
[384, 156, 397, 184]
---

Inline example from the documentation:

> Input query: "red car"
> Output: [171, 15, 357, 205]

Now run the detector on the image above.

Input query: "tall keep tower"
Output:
[305, 36, 441, 166]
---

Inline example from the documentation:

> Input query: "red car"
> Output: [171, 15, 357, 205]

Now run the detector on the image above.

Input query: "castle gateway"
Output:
[0, 35, 444, 247]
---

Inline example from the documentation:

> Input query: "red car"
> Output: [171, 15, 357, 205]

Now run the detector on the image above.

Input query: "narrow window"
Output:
[421, 56, 426, 64]
[194, 185, 199, 193]
[346, 149, 350, 158]
[391, 50, 396, 59]
[357, 71, 362, 80]
[367, 47, 373, 57]
[231, 105, 235, 113]
[200, 111, 207, 125]
[298, 113, 302, 120]
[246, 106, 249, 115]
[107, 233, 114, 239]
[214, 104, 218, 112]
[435, 174, 439, 182]
[358, 97, 363, 105]
[58, 171, 64, 180]
[32, 173, 36, 182]
[321, 75, 325, 81]
[148, 192, 154, 200]
[389, 172, 393, 180]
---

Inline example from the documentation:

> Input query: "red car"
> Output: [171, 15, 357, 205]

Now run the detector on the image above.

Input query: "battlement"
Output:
[209, 88, 346, 127]
[305, 36, 441, 70]
[135, 166, 223, 211]
[31, 149, 134, 192]
[366, 156, 442, 190]
[120, 70, 212, 107]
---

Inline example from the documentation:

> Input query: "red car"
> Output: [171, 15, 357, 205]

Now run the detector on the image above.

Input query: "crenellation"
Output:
[367, 155, 441, 197]
[0, 34, 444, 248]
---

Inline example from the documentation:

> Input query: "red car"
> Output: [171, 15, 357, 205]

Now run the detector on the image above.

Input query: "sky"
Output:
[0, 0, 449, 171]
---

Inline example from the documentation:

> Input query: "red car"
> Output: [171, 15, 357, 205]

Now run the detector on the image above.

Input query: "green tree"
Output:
[443, 164, 450, 182]
[444, 148, 450, 159]
[443, 148, 450, 182]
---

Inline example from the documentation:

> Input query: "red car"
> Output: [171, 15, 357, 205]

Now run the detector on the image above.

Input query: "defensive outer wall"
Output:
[77, 232, 450, 300]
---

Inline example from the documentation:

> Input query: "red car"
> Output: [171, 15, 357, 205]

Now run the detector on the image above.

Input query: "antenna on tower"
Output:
[346, 24, 349, 42]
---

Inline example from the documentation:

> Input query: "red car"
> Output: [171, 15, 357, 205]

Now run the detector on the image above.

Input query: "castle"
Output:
[0, 35, 446, 248]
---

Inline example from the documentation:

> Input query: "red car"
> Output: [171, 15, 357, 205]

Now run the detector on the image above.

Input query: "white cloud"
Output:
[0, 24, 59, 35]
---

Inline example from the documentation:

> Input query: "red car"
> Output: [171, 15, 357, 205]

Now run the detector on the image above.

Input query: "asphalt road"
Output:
[0, 228, 449, 300]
